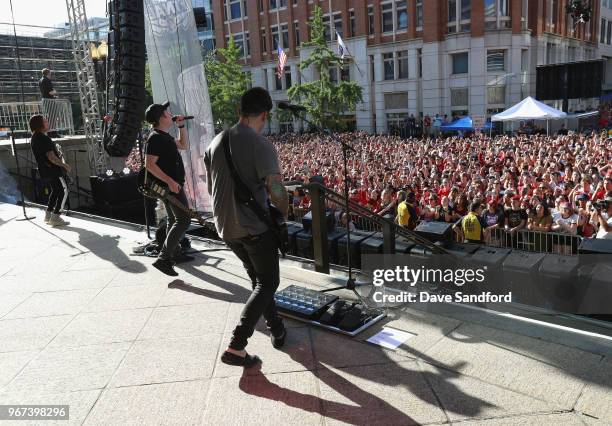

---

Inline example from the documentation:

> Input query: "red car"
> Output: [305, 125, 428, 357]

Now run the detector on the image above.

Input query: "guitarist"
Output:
[205, 87, 288, 367]
[144, 102, 191, 276]
[29, 114, 70, 227]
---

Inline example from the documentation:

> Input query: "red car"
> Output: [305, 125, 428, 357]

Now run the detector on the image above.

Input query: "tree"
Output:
[287, 5, 363, 131]
[204, 35, 251, 129]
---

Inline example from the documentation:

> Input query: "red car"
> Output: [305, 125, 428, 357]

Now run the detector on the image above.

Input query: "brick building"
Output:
[212, 0, 600, 133]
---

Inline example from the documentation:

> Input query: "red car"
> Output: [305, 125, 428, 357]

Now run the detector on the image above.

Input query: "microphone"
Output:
[172, 115, 194, 121]
[277, 102, 306, 113]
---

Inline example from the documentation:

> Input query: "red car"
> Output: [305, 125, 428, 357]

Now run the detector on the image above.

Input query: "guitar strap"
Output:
[220, 130, 274, 229]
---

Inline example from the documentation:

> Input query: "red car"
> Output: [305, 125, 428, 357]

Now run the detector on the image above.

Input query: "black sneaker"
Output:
[271, 327, 286, 349]
[221, 351, 261, 368]
[152, 258, 178, 276]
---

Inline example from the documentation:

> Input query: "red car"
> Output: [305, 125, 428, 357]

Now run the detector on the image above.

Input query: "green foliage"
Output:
[204, 35, 251, 128]
[287, 5, 363, 131]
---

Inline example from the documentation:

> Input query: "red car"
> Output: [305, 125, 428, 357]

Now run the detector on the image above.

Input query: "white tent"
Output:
[491, 97, 567, 122]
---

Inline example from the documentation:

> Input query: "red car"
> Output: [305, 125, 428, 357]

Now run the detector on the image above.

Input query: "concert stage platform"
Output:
[1, 202, 611, 425]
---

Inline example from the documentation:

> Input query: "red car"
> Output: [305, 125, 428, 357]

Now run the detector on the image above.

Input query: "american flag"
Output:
[276, 46, 287, 78]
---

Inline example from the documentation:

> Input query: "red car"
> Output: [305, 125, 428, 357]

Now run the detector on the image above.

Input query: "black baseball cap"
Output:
[145, 101, 170, 124]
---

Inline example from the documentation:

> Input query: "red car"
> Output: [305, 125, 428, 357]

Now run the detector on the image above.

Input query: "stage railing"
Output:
[487, 228, 582, 256]
[0, 99, 74, 134]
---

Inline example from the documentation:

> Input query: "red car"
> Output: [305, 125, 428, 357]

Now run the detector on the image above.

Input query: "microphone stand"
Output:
[283, 107, 369, 301]
[7, 126, 35, 221]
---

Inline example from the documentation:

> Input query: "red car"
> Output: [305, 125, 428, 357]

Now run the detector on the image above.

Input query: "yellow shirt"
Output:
[396, 201, 414, 228]
[461, 212, 483, 242]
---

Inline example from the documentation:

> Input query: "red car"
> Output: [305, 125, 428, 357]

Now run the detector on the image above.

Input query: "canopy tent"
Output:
[491, 96, 566, 122]
[440, 116, 492, 131]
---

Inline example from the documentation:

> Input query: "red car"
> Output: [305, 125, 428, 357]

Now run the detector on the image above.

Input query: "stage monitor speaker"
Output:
[414, 221, 452, 243]
[302, 210, 336, 233]
[104, 0, 146, 158]
[578, 238, 612, 255]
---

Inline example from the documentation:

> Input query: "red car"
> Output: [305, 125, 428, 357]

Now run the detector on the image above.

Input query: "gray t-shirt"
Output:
[205, 123, 280, 240]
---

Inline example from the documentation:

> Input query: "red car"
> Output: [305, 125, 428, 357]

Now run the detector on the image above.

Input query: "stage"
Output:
[1, 202, 611, 425]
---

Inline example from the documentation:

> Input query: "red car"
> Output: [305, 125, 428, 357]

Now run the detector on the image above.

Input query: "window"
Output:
[259, 0, 264, 13]
[383, 53, 394, 80]
[485, 0, 510, 29]
[271, 25, 288, 49]
[417, 48, 422, 77]
[227, 32, 249, 57]
[329, 67, 338, 83]
[382, 3, 394, 32]
[275, 69, 283, 90]
[261, 28, 267, 53]
[448, 0, 471, 33]
[547, 0, 557, 31]
[396, 0, 408, 30]
[546, 42, 555, 64]
[285, 66, 292, 89]
[416, 0, 423, 30]
[368, 6, 375, 35]
[452, 52, 468, 74]
[486, 50, 505, 71]
[349, 10, 356, 37]
[451, 88, 469, 106]
[329, 66, 350, 83]
[387, 113, 408, 133]
[223, 0, 247, 20]
[602, 18, 607, 44]
[608, 21, 612, 44]
[397, 50, 408, 79]
[384, 93, 408, 109]
[263, 68, 268, 90]
[323, 13, 343, 41]
[487, 86, 505, 104]
[521, 0, 528, 30]
[381, 1, 407, 33]
[521, 49, 528, 72]
[269, 0, 287, 10]
[282, 24, 289, 49]
[294, 21, 300, 47]
[568, 46, 576, 62]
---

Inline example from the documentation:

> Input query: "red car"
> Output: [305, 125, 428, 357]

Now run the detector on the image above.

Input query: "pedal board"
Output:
[274, 285, 338, 319]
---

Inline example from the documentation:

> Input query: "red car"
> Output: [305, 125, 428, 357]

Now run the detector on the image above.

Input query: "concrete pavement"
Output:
[0, 202, 611, 425]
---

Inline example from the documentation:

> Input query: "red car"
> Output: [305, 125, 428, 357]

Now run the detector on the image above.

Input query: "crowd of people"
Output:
[271, 131, 612, 245]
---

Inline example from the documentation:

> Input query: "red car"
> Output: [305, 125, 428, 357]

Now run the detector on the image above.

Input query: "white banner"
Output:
[144, 0, 215, 212]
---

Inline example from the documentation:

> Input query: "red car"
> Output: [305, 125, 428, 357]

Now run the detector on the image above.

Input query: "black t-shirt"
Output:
[436, 205, 455, 222]
[145, 129, 185, 184]
[505, 208, 527, 228]
[39, 76, 54, 99]
[31, 132, 62, 178]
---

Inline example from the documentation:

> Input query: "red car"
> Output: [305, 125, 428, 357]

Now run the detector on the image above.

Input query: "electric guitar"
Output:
[137, 169, 210, 227]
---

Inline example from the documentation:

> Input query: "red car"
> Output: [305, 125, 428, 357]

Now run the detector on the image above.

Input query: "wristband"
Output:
[178, 125, 185, 129]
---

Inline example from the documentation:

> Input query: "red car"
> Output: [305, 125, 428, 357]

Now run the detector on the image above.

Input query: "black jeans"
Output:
[225, 230, 284, 351]
[159, 188, 191, 261]
[46, 176, 67, 214]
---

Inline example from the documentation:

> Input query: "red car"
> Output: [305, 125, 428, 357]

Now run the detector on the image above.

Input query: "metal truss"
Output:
[65, 0, 107, 174]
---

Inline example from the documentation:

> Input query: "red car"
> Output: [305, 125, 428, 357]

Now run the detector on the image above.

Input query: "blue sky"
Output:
[1, 0, 107, 34]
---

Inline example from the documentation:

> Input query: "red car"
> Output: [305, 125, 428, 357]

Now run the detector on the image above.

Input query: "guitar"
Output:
[137, 169, 211, 227]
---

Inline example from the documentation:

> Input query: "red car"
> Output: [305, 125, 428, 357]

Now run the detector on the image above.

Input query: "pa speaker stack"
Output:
[104, 0, 146, 157]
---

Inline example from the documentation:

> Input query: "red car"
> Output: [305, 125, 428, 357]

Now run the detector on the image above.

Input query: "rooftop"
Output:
[1, 202, 611, 425]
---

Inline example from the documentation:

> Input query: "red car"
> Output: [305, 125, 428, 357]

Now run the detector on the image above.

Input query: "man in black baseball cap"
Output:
[143, 101, 191, 276]
[145, 101, 170, 125]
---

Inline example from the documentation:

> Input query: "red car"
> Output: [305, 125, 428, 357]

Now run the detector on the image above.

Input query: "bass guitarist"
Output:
[144, 101, 192, 276]
[205, 87, 288, 367]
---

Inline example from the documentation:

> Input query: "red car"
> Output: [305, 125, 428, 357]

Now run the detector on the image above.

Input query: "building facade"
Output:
[599, 0, 612, 92]
[212, 0, 600, 133]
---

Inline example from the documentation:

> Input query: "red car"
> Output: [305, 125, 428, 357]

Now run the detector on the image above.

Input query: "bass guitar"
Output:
[137, 169, 211, 227]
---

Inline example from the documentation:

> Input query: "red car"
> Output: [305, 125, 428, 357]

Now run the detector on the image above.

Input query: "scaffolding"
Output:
[65, 0, 107, 174]
[0, 98, 74, 134]
[0, 28, 81, 104]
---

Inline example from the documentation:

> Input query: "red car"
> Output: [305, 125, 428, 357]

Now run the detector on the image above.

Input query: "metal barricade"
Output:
[489, 228, 581, 255]
[0, 99, 74, 134]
